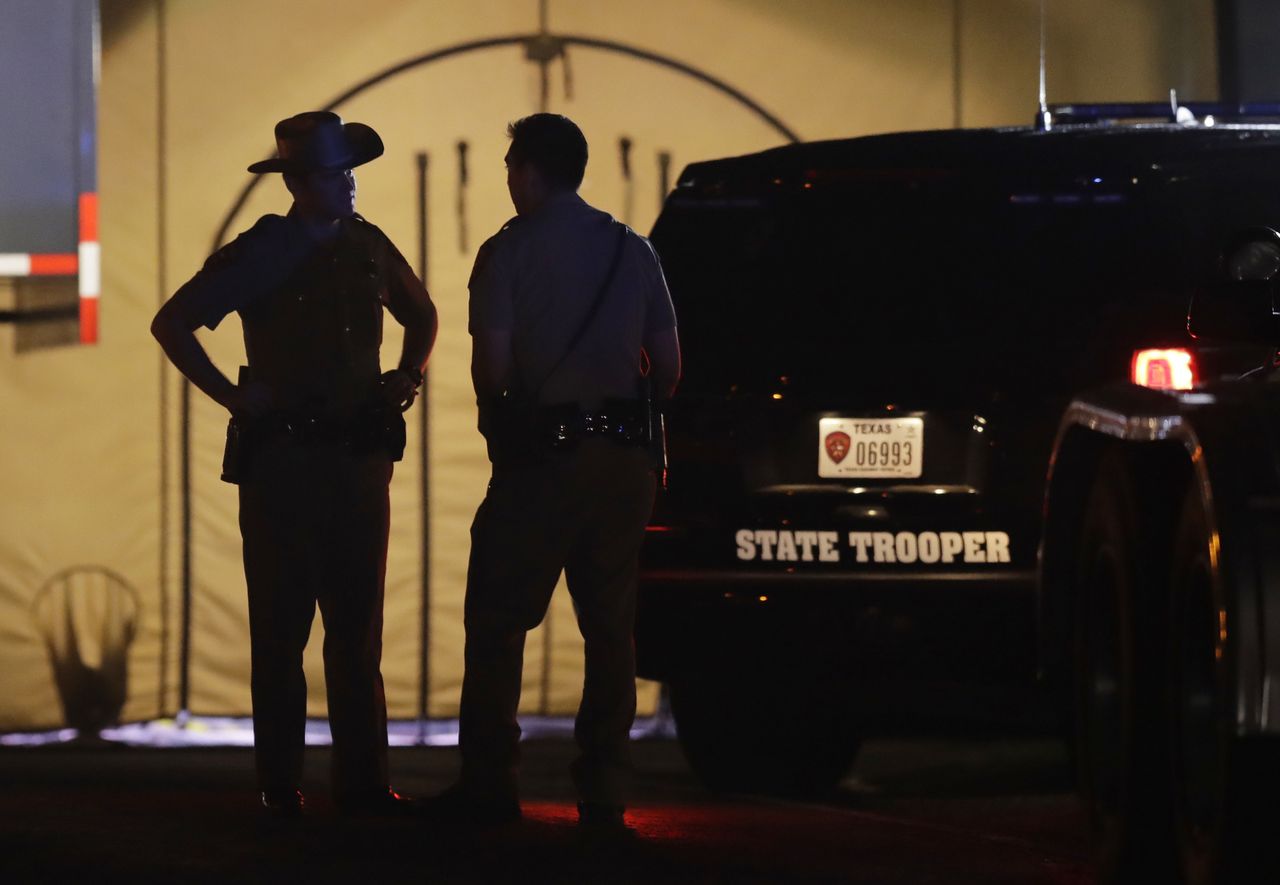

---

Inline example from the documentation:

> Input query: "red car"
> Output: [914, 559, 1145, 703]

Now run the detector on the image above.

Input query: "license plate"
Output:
[818, 417, 923, 479]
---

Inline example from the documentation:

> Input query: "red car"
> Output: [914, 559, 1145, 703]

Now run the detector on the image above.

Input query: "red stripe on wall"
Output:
[79, 297, 98, 344]
[29, 254, 79, 275]
[79, 193, 98, 241]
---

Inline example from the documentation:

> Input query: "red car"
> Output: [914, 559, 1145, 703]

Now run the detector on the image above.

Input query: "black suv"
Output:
[635, 106, 1280, 793]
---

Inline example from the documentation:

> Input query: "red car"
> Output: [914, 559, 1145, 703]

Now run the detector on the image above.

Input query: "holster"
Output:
[221, 366, 256, 485]
[221, 414, 247, 484]
[356, 406, 407, 461]
[639, 376, 669, 485]
[478, 391, 547, 469]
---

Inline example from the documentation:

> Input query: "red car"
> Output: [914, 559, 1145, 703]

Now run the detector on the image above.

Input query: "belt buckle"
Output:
[541, 403, 580, 450]
[549, 414, 576, 448]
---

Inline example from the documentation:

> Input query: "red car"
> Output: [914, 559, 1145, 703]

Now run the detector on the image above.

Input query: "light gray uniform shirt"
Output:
[468, 191, 677, 410]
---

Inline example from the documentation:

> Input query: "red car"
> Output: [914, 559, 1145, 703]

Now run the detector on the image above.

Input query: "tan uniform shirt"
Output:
[469, 192, 677, 409]
[172, 209, 420, 417]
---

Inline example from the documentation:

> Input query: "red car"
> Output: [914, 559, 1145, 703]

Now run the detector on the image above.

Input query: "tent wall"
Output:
[0, 0, 1216, 731]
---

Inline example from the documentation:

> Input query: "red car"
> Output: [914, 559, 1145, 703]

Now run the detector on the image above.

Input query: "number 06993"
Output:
[818, 417, 924, 479]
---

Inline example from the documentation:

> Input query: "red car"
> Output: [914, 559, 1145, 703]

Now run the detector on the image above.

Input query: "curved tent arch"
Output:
[211, 32, 801, 250]
[180, 32, 799, 717]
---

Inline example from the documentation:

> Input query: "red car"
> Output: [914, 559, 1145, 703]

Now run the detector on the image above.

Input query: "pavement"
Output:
[0, 732, 1095, 884]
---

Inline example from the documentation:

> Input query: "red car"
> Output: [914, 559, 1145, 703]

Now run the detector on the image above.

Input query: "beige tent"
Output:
[0, 0, 1216, 732]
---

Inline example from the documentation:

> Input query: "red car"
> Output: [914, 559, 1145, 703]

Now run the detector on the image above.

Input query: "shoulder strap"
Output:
[532, 221, 629, 399]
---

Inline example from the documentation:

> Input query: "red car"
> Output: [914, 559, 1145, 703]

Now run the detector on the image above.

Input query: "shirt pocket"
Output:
[342, 255, 385, 347]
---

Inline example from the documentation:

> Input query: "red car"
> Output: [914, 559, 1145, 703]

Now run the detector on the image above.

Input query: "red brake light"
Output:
[1131, 348, 1196, 390]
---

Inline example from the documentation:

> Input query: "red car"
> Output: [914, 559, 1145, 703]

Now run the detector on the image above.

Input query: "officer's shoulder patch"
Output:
[472, 216, 521, 267]
[201, 240, 242, 272]
[469, 233, 509, 288]
[201, 214, 286, 272]
[472, 235, 499, 269]
[244, 213, 289, 241]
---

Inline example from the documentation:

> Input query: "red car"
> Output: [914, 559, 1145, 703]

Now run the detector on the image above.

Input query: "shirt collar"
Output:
[534, 190, 585, 216]
[286, 205, 351, 245]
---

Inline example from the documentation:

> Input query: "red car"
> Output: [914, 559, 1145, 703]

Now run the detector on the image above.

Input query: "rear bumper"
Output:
[635, 567, 1039, 705]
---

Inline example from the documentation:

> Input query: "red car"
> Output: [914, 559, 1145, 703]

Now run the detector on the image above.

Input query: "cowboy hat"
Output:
[247, 111, 384, 174]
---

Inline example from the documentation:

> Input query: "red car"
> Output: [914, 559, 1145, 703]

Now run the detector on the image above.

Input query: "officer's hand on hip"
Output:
[379, 369, 420, 412]
[228, 380, 274, 417]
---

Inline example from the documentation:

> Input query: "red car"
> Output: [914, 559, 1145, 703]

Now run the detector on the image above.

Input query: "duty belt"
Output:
[266, 412, 364, 445]
[258, 408, 405, 459]
[539, 399, 649, 449]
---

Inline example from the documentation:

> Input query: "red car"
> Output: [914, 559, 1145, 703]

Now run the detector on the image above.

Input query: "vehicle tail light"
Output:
[1131, 348, 1196, 390]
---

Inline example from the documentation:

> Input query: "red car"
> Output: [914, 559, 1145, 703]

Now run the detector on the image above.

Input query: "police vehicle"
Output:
[634, 103, 1280, 813]
[1040, 225, 1280, 884]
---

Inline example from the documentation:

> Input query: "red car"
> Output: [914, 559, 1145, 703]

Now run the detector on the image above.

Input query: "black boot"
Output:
[421, 782, 522, 825]
[577, 801, 634, 840]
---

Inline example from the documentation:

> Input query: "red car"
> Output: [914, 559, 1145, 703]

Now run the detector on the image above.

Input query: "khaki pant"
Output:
[238, 437, 393, 802]
[460, 439, 655, 805]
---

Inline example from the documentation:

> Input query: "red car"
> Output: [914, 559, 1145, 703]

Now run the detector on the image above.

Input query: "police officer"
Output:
[439, 113, 680, 831]
[151, 112, 438, 817]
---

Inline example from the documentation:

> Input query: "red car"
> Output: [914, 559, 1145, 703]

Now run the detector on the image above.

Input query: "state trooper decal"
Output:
[735, 529, 1013, 564]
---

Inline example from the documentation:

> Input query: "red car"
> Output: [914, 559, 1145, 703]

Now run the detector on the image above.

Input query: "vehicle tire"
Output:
[1073, 451, 1177, 883]
[1170, 485, 1280, 885]
[668, 667, 862, 797]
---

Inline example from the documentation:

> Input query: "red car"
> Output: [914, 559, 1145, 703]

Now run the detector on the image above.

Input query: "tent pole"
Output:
[415, 151, 431, 743]
[154, 0, 174, 718]
[159, 0, 194, 725]
[178, 378, 192, 720]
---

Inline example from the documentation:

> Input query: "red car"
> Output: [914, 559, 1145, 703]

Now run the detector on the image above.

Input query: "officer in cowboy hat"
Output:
[152, 111, 437, 817]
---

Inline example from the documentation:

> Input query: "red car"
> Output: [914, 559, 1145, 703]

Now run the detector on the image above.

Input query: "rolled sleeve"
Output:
[169, 215, 296, 331]
[376, 229, 432, 325]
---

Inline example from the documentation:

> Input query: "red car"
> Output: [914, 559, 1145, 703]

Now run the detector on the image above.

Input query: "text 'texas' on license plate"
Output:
[818, 417, 923, 479]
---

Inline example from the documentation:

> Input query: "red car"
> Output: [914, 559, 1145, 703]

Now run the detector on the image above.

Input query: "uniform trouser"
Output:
[238, 437, 393, 802]
[460, 438, 656, 806]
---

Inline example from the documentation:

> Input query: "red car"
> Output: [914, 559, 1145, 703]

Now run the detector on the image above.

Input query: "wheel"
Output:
[1170, 482, 1227, 885]
[1073, 451, 1177, 883]
[1170, 485, 1280, 885]
[668, 667, 862, 797]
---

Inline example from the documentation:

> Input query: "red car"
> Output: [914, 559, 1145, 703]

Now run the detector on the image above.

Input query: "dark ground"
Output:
[0, 734, 1094, 884]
